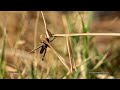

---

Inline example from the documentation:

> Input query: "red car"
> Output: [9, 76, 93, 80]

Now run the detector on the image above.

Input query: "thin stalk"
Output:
[41, 11, 52, 38]
[32, 11, 40, 79]
[53, 33, 120, 37]
[62, 15, 76, 73]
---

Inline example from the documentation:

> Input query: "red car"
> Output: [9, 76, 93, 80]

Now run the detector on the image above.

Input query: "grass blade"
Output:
[93, 52, 109, 70]
[87, 11, 93, 32]
[62, 15, 76, 73]
[0, 27, 7, 79]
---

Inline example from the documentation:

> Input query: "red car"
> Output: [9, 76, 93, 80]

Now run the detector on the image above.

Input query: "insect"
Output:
[30, 34, 55, 61]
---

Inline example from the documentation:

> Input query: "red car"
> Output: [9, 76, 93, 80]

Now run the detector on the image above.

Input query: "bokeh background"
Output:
[0, 11, 120, 79]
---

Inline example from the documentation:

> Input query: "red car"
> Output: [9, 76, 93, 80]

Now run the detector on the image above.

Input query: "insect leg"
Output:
[42, 47, 47, 61]
[49, 36, 56, 42]
[29, 44, 43, 53]
[40, 45, 45, 54]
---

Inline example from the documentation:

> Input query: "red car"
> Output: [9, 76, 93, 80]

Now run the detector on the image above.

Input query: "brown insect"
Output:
[30, 33, 55, 61]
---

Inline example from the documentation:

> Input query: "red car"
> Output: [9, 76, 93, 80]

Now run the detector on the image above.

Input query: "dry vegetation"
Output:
[0, 11, 120, 79]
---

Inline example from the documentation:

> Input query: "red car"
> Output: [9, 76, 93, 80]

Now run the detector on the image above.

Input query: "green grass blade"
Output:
[0, 34, 6, 79]
[87, 11, 93, 32]
[72, 67, 80, 79]
[30, 62, 37, 79]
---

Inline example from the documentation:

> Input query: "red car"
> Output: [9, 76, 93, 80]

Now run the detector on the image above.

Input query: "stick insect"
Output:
[30, 30, 55, 61]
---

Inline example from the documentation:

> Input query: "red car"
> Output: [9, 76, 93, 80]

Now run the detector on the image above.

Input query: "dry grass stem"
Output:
[93, 52, 109, 70]
[66, 37, 73, 73]
[40, 35, 70, 72]
[62, 15, 73, 73]
[53, 33, 120, 37]
[34, 11, 40, 54]
[33, 11, 40, 73]
[62, 15, 77, 73]
[41, 11, 51, 38]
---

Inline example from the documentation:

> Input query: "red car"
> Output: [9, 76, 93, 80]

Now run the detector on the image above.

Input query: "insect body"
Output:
[30, 36, 55, 61]
[39, 38, 50, 61]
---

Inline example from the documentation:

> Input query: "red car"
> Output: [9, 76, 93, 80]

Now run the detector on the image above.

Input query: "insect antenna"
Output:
[29, 44, 43, 53]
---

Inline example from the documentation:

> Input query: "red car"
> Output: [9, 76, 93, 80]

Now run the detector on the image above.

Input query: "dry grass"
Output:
[0, 11, 120, 79]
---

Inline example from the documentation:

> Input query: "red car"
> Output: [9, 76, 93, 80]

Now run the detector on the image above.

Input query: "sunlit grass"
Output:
[0, 11, 120, 79]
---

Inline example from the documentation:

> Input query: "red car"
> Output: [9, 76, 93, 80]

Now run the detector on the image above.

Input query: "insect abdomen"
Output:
[40, 46, 44, 54]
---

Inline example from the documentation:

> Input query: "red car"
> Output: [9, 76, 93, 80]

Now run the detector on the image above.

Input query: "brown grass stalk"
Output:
[62, 15, 76, 73]
[41, 11, 52, 38]
[93, 52, 109, 70]
[40, 35, 70, 73]
[53, 33, 120, 37]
